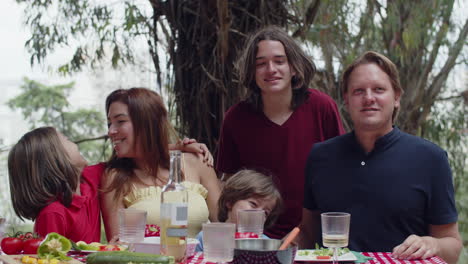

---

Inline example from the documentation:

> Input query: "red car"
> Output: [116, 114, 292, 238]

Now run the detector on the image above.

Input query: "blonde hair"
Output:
[341, 51, 404, 122]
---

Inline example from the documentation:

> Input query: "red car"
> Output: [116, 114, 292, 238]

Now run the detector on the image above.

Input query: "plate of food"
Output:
[295, 247, 357, 262]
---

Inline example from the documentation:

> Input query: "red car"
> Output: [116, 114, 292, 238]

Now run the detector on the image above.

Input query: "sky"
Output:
[0, 1, 101, 147]
[0, 0, 160, 148]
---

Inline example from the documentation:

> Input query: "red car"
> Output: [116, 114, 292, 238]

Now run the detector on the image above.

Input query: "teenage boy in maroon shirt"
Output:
[216, 26, 344, 238]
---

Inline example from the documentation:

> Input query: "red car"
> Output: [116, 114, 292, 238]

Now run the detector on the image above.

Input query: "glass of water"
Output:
[321, 212, 350, 264]
[237, 209, 265, 237]
[119, 208, 147, 249]
[203, 222, 236, 263]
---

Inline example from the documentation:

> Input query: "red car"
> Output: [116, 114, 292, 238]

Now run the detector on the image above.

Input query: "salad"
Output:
[297, 244, 350, 259]
[72, 241, 127, 252]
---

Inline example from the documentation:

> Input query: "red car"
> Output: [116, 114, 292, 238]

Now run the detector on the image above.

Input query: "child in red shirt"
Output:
[8, 127, 102, 243]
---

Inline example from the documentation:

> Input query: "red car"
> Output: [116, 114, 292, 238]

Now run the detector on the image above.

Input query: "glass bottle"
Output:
[160, 150, 188, 262]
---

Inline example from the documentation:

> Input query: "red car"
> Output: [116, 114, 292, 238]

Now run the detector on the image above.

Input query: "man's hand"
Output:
[392, 235, 438, 260]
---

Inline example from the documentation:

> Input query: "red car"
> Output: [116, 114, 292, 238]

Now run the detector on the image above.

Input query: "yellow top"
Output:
[123, 181, 209, 238]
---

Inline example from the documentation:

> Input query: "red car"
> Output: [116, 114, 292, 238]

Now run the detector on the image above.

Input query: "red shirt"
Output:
[34, 163, 104, 243]
[217, 89, 345, 238]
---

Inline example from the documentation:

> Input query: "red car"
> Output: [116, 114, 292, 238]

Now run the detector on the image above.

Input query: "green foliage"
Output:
[16, 0, 144, 74]
[7, 77, 110, 164]
[7, 78, 73, 128]
[421, 94, 468, 260]
[302, 0, 467, 134]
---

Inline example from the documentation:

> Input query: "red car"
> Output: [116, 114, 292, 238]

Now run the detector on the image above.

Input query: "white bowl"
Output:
[133, 237, 199, 257]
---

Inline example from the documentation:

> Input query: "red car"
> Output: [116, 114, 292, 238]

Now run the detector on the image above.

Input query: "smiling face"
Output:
[344, 63, 401, 134]
[107, 101, 140, 158]
[255, 40, 295, 96]
[226, 196, 276, 225]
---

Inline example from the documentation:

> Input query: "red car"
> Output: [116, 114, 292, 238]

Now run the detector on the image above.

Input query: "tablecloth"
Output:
[362, 252, 447, 264]
[68, 251, 447, 264]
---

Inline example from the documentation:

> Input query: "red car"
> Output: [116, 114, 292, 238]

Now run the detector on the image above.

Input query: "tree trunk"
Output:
[154, 0, 291, 152]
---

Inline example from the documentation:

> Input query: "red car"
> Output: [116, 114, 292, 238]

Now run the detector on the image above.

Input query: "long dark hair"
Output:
[105, 88, 171, 199]
[8, 127, 80, 221]
[237, 25, 316, 111]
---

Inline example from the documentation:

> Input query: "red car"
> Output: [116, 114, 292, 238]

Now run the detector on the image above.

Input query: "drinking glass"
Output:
[237, 209, 265, 237]
[321, 212, 350, 264]
[119, 208, 147, 250]
[203, 222, 236, 263]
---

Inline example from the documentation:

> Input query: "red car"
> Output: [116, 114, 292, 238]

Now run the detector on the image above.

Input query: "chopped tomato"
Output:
[99, 245, 120, 251]
[317, 256, 332, 259]
[235, 232, 259, 239]
[144, 224, 160, 237]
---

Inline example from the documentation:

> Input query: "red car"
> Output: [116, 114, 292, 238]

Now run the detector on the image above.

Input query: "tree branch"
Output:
[292, 0, 321, 39]
[436, 94, 463, 101]
[353, 0, 374, 51]
[419, 18, 468, 124]
[74, 135, 108, 144]
[427, 18, 468, 102]
[216, 0, 230, 64]
[0, 146, 11, 153]
[414, 2, 454, 103]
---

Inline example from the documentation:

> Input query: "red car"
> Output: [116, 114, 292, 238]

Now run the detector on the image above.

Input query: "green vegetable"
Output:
[71, 241, 82, 252]
[76, 241, 100, 251]
[86, 251, 175, 264]
[37, 232, 72, 260]
[312, 243, 350, 256]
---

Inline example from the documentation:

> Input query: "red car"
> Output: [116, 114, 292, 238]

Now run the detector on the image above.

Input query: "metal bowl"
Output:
[232, 239, 297, 264]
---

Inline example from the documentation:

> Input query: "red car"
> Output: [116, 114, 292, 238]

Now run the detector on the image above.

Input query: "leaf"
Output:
[111, 45, 120, 67]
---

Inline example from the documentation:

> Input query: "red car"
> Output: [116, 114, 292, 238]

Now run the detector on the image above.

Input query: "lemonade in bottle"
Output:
[160, 150, 188, 262]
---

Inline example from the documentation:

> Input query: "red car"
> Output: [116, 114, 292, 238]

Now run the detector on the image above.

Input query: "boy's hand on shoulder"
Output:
[175, 138, 214, 167]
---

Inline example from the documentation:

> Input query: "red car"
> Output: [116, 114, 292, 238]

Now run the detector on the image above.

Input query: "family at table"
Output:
[6, 25, 462, 264]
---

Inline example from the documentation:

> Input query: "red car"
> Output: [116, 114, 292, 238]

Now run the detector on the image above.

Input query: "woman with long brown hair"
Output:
[101, 88, 221, 240]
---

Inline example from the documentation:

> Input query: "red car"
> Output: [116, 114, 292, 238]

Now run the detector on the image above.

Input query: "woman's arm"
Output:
[100, 171, 125, 242]
[184, 153, 221, 222]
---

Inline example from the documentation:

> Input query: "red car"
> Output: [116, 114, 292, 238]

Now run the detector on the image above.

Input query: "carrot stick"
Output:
[279, 227, 300, 250]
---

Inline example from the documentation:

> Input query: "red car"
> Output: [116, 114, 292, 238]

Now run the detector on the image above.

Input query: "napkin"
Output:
[351, 251, 374, 263]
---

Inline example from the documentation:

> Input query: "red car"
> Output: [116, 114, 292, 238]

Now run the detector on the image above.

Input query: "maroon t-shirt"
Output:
[34, 163, 104, 243]
[216, 89, 345, 238]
